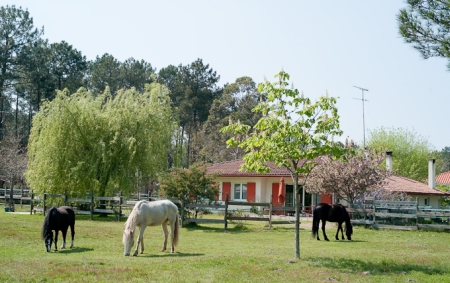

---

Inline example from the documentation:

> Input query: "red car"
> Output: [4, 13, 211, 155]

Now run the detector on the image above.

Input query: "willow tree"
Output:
[26, 83, 174, 197]
[222, 70, 344, 259]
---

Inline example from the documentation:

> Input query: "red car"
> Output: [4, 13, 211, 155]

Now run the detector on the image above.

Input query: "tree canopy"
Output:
[158, 162, 219, 219]
[398, 0, 450, 69]
[305, 139, 388, 206]
[366, 127, 436, 181]
[222, 70, 344, 259]
[25, 83, 174, 197]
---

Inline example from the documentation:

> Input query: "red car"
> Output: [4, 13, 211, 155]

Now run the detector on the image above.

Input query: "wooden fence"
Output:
[348, 199, 450, 231]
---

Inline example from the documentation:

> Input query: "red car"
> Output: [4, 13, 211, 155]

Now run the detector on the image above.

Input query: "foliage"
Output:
[199, 76, 263, 163]
[366, 127, 436, 181]
[439, 146, 450, 172]
[306, 139, 389, 206]
[158, 163, 219, 219]
[222, 70, 345, 259]
[398, 0, 450, 70]
[0, 5, 43, 137]
[437, 184, 450, 207]
[49, 40, 87, 92]
[26, 83, 173, 197]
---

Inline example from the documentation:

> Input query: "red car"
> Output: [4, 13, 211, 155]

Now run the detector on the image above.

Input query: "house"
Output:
[381, 153, 450, 208]
[206, 159, 327, 214]
[436, 171, 450, 187]
[206, 153, 450, 212]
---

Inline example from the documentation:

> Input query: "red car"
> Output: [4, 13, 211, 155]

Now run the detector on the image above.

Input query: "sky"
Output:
[5, 0, 450, 150]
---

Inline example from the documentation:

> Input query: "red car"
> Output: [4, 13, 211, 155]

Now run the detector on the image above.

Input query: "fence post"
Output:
[180, 199, 185, 228]
[30, 190, 34, 215]
[43, 193, 47, 216]
[224, 193, 229, 230]
[90, 192, 94, 220]
[118, 191, 122, 222]
[415, 197, 418, 228]
[269, 201, 273, 229]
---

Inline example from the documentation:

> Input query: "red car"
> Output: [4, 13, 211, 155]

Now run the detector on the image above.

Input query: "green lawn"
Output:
[0, 209, 449, 283]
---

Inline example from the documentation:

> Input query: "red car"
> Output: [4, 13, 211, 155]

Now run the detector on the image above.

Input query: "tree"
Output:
[49, 41, 87, 92]
[161, 59, 221, 167]
[366, 127, 436, 181]
[0, 131, 27, 211]
[222, 70, 344, 259]
[0, 5, 43, 138]
[120, 57, 155, 92]
[398, 0, 450, 69]
[158, 163, 219, 220]
[305, 139, 388, 206]
[199, 76, 263, 163]
[439, 146, 450, 172]
[25, 83, 174, 198]
[87, 53, 121, 95]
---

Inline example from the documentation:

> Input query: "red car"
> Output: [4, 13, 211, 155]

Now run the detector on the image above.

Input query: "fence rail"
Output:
[348, 200, 450, 230]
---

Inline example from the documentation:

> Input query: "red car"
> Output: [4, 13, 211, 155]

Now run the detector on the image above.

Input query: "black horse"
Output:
[42, 206, 75, 252]
[312, 203, 353, 241]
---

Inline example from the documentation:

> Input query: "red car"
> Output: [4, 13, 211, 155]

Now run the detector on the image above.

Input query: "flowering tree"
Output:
[305, 139, 389, 207]
[222, 70, 344, 259]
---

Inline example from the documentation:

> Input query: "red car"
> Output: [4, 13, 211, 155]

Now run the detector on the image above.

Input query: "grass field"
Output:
[0, 208, 449, 283]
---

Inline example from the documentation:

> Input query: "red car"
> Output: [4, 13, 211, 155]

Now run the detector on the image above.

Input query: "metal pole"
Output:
[353, 86, 368, 148]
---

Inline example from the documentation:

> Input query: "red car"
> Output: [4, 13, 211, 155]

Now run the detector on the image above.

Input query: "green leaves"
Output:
[222, 70, 345, 178]
[26, 83, 173, 197]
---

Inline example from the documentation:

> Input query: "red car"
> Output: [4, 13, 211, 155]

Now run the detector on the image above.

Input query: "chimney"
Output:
[386, 152, 393, 172]
[428, 159, 436, 189]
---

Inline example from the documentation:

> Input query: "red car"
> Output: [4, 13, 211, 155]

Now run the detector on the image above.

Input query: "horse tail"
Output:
[312, 207, 318, 238]
[173, 211, 179, 247]
[42, 206, 56, 239]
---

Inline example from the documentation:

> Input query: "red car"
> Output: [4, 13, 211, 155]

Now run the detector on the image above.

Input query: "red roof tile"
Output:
[436, 171, 450, 185]
[384, 175, 450, 196]
[206, 159, 291, 177]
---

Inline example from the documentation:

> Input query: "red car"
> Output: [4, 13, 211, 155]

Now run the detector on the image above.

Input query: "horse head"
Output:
[44, 231, 54, 252]
[123, 230, 134, 256]
[346, 223, 353, 240]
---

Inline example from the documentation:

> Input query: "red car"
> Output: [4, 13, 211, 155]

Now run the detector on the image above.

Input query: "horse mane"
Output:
[42, 207, 57, 239]
[124, 201, 144, 234]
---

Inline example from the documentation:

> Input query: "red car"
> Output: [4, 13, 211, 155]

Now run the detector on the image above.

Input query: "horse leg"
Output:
[61, 228, 68, 249]
[315, 219, 321, 240]
[169, 220, 176, 253]
[340, 222, 345, 240]
[70, 223, 75, 248]
[321, 220, 329, 241]
[54, 231, 59, 251]
[161, 220, 169, 252]
[133, 227, 145, 256]
[335, 223, 342, 241]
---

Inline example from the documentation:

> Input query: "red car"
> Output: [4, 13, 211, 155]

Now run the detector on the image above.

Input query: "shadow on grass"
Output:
[135, 252, 204, 258]
[183, 223, 254, 233]
[306, 256, 449, 276]
[58, 247, 94, 254]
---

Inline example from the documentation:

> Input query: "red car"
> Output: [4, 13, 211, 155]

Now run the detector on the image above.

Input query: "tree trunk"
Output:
[294, 173, 301, 259]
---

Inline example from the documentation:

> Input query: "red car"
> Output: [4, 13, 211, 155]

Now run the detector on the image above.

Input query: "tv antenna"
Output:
[353, 86, 369, 148]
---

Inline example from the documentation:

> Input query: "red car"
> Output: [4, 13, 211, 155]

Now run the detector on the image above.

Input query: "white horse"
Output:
[123, 200, 179, 256]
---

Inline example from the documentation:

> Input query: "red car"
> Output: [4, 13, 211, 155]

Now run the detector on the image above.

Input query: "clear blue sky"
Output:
[6, 0, 450, 150]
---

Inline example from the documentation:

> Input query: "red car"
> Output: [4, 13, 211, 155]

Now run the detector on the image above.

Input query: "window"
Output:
[233, 183, 247, 200]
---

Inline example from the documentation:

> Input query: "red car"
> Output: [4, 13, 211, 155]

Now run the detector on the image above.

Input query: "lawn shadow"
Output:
[135, 252, 204, 258]
[58, 247, 94, 254]
[306, 256, 449, 276]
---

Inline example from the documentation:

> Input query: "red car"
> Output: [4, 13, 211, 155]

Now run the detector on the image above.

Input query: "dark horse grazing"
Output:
[42, 206, 75, 252]
[312, 203, 353, 241]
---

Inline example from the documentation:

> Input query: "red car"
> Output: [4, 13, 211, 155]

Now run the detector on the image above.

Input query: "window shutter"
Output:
[247, 182, 256, 202]
[222, 182, 231, 201]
